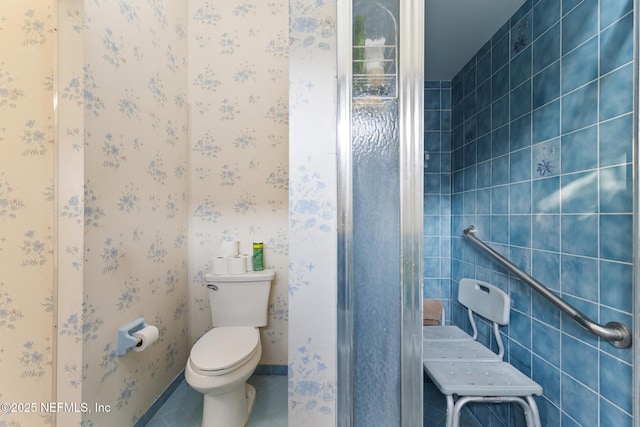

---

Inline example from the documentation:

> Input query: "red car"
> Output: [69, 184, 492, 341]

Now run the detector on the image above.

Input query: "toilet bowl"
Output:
[185, 326, 261, 427]
[185, 268, 274, 427]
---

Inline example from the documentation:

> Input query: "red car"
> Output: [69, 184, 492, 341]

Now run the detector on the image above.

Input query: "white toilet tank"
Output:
[204, 269, 275, 327]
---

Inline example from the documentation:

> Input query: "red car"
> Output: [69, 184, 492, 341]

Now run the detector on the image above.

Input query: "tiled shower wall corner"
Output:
[425, 0, 635, 425]
[423, 81, 453, 319]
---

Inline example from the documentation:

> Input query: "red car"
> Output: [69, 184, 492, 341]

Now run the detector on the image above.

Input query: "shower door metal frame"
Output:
[336, 0, 424, 425]
[398, 0, 425, 422]
[634, 0, 640, 425]
[336, 0, 354, 423]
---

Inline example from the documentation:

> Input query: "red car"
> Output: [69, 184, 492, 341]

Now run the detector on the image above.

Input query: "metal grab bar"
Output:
[463, 226, 632, 349]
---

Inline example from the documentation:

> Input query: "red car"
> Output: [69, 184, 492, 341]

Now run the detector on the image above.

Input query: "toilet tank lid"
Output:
[191, 327, 259, 372]
[205, 269, 275, 283]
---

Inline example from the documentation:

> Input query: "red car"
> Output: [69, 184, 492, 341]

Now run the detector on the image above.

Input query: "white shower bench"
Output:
[423, 279, 543, 427]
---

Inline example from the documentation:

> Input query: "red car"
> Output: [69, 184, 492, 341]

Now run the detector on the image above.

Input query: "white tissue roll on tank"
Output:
[204, 269, 275, 327]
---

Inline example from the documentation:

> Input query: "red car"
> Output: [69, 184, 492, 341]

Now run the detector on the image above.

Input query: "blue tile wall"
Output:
[425, 0, 634, 425]
[423, 81, 452, 317]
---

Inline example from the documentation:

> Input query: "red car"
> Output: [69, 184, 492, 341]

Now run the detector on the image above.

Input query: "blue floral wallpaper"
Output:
[288, 0, 338, 424]
[0, 0, 338, 425]
[0, 2, 55, 426]
[188, 0, 290, 365]
[3, 0, 301, 424]
[55, 1, 190, 426]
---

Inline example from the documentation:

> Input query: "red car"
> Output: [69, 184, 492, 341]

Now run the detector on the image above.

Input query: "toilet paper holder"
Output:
[117, 318, 148, 356]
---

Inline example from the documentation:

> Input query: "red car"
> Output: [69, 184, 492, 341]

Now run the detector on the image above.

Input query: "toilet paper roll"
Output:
[228, 256, 246, 275]
[211, 257, 228, 275]
[132, 325, 159, 352]
[243, 254, 253, 272]
[216, 239, 239, 257]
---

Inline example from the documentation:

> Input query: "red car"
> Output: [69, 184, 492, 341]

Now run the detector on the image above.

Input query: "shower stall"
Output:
[323, 0, 639, 426]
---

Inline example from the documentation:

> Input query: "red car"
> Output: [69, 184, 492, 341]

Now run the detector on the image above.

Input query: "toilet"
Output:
[185, 269, 275, 427]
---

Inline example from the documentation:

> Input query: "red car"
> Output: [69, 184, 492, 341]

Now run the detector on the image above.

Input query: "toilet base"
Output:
[246, 384, 256, 415]
[202, 383, 257, 427]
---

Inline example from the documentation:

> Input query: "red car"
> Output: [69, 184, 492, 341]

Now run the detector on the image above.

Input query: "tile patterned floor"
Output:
[144, 375, 478, 427]
[144, 375, 287, 427]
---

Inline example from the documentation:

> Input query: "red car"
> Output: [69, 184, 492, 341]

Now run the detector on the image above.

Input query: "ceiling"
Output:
[425, 0, 526, 81]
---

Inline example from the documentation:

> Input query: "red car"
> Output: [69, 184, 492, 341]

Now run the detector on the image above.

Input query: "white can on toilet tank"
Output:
[185, 269, 274, 427]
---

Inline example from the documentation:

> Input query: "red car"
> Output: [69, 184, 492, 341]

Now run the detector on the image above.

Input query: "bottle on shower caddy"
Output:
[252, 242, 264, 271]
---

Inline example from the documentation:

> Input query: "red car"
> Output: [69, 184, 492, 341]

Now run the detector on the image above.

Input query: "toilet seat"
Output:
[189, 326, 259, 376]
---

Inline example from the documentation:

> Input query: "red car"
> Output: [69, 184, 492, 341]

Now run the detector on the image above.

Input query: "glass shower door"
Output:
[337, 0, 424, 425]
